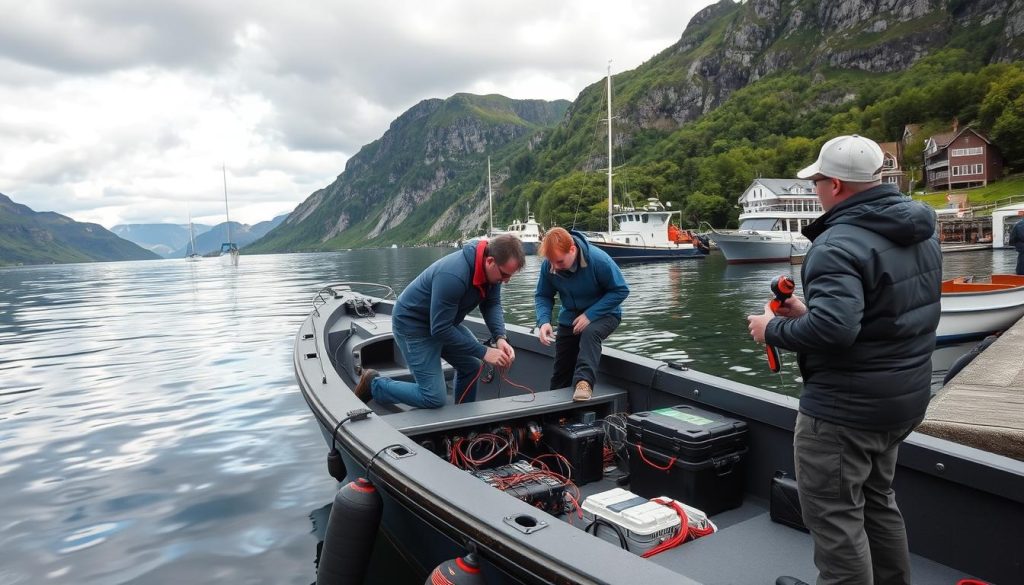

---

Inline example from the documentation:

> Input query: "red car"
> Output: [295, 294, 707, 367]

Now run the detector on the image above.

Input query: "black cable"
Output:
[331, 329, 352, 370]
[329, 408, 372, 453]
[584, 517, 629, 551]
[365, 443, 404, 485]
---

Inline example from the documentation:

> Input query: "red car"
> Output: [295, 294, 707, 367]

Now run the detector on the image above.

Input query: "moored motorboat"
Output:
[493, 212, 542, 255]
[708, 178, 822, 264]
[937, 274, 1024, 344]
[585, 197, 709, 262]
[294, 282, 1022, 585]
[709, 229, 807, 264]
[584, 65, 708, 263]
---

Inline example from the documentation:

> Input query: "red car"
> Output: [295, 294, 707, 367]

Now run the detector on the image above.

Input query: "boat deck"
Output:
[365, 383, 973, 584]
[566, 475, 971, 584]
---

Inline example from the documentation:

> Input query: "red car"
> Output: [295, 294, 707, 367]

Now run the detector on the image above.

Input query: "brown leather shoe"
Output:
[573, 380, 592, 401]
[353, 369, 378, 403]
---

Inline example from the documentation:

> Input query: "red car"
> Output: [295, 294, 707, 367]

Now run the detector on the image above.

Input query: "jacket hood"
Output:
[804, 184, 936, 246]
[569, 229, 594, 261]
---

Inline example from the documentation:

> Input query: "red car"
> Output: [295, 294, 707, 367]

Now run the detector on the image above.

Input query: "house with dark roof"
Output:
[924, 127, 1003, 190]
[878, 141, 908, 192]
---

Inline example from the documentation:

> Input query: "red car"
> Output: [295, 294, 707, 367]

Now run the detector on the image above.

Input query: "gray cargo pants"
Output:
[794, 412, 919, 585]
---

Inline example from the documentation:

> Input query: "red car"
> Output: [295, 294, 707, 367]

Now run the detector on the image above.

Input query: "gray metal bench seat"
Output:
[382, 383, 628, 436]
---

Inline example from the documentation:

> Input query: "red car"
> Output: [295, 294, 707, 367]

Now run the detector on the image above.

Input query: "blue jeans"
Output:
[370, 324, 482, 408]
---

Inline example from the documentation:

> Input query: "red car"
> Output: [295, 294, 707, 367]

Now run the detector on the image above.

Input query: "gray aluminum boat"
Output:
[295, 282, 1023, 584]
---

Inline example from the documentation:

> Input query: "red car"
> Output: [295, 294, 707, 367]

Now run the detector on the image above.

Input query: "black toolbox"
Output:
[544, 420, 604, 485]
[626, 405, 747, 515]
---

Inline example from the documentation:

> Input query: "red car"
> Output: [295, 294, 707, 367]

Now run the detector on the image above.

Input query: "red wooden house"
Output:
[924, 127, 1003, 190]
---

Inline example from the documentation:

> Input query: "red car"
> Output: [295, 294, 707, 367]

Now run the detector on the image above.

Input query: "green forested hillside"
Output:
[521, 51, 1024, 230]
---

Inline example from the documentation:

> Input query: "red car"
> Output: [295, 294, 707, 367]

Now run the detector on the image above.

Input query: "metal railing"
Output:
[741, 203, 823, 214]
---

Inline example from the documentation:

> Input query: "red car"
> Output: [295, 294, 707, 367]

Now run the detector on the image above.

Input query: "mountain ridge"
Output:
[246, 94, 569, 252]
[0, 193, 160, 265]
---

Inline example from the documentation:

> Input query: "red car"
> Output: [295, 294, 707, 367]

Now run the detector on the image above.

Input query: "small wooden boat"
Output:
[295, 282, 1022, 585]
[938, 274, 1024, 344]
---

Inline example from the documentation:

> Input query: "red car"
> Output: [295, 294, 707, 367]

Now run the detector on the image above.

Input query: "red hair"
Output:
[539, 227, 573, 259]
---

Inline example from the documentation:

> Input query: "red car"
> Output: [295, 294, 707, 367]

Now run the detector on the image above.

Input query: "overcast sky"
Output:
[0, 0, 718, 229]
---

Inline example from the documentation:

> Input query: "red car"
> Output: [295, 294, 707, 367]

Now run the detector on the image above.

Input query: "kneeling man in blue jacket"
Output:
[535, 227, 629, 401]
[353, 235, 525, 408]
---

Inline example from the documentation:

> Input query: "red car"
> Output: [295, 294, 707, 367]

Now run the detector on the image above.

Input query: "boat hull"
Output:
[588, 241, 706, 262]
[938, 275, 1024, 343]
[710, 230, 806, 264]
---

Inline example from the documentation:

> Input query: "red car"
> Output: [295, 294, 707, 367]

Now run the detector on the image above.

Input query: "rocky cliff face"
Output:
[620, 0, 1022, 136]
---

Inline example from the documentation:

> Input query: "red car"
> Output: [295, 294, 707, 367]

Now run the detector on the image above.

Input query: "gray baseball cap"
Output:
[797, 135, 884, 182]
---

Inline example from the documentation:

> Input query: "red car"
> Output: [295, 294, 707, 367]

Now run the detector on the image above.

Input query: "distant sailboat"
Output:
[185, 210, 201, 262]
[219, 164, 239, 266]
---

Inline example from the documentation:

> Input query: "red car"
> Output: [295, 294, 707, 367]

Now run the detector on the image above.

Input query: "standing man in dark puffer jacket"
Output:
[747, 135, 942, 585]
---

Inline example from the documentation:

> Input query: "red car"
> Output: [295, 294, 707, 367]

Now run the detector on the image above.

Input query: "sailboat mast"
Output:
[188, 209, 196, 254]
[222, 164, 232, 244]
[606, 62, 614, 234]
[487, 156, 494, 236]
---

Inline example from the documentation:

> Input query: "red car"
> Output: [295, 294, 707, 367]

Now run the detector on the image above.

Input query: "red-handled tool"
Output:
[765, 275, 796, 373]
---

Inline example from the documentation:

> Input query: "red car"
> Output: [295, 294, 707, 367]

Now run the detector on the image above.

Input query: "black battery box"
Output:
[626, 405, 747, 515]
[543, 420, 604, 485]
[471, 461, 567, 514]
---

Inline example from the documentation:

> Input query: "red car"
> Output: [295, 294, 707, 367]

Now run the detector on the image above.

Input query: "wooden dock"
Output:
[919, 317, 1024, 461]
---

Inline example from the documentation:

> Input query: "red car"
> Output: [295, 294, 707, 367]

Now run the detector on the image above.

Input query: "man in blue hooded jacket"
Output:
[747, 135, 941, 585]
[354, 235, 525, 408]
[535, 227, 629, 401]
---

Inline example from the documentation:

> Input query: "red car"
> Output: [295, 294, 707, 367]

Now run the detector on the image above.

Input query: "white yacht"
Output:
[709, 178, 822, 264]
[485, 158, 543, 254]
[495, 210, 542, 255]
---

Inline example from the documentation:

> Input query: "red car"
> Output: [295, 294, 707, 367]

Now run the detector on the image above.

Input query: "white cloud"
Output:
[0, 0, 718, 228]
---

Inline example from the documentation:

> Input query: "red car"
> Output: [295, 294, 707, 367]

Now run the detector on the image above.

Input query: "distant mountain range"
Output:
[111, 223, 213, 257]
[0, 193, 160, 265]
[113, 215, 288, 258]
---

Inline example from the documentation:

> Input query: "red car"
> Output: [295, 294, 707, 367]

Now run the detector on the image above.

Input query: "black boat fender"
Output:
[942, 334, 1000, 386]
[695, 233, 711, 254]
[326, 408, 372, 482]
[316, 477, 383, 585]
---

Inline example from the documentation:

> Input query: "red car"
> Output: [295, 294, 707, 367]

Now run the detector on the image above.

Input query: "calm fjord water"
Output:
[0, 248, 1017, 584]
